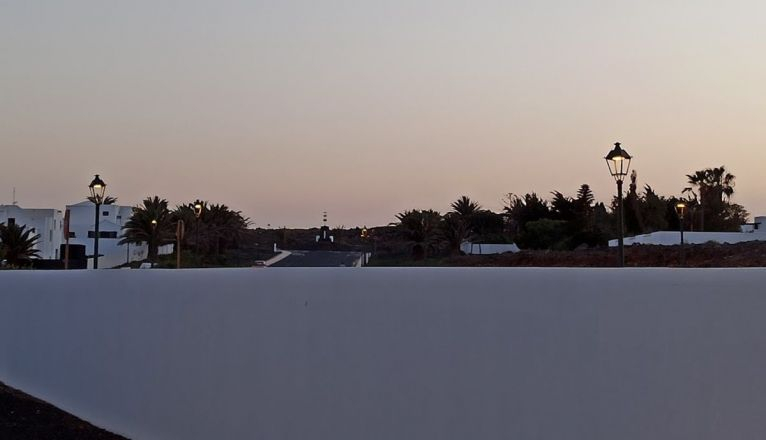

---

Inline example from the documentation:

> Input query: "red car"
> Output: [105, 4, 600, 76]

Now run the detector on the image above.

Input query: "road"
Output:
[269, 250, 363, 267]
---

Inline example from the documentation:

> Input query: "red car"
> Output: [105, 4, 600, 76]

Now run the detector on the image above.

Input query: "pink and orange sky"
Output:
[2, 1, 765, 227]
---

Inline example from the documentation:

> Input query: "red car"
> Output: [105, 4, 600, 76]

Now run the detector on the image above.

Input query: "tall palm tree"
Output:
[204, 204, 249, 255]
[396, 209, 442, 259]
[171, 203, 200, 248]
[445, 196, 481, 254]
[440, 212, 468, 255]
[684, 166, 736, 231]
[119, 196, 175, 263]
[451, 196, 481, 218]
[0, 223, 40, 266]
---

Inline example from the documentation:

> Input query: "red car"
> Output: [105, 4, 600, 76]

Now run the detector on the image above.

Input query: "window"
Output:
[69, 232, 76, 238]
[49, 230, 53, 241]
[7, 218, 15, 226]
[102, 211, 109, 216]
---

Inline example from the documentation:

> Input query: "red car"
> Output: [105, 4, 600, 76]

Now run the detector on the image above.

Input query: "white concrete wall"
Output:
[461, 242, 520, 254]
[2, 268, 766, 439]
[608, 230, 766, 246]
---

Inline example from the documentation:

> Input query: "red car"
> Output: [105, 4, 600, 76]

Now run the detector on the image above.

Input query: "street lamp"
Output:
[150, 219, 158, 267]
[676, 202, 686, 266]
[605, 142, 632, 267]
[193, 201, 204, 258]
[88, 174, 107, 269]
[360, 226, 369, 266]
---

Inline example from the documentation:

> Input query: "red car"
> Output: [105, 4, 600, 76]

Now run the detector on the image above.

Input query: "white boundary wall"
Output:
[461, 242, 520, 254]
[608, 230, 766, 246]
[2, 268, 766, 439]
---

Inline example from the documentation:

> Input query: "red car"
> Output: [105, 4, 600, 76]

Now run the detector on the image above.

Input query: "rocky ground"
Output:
[0, 381, 127, 440]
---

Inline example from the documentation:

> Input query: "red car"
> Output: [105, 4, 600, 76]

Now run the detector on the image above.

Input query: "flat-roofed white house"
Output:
[0, 204, 64, 259]
[65, 201, 173, 269]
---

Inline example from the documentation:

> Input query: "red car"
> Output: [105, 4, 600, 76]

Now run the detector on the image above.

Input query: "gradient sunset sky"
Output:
[2, 1, 764, 227]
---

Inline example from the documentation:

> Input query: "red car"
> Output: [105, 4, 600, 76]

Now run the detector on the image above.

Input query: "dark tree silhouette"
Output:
[119, 196, 175, 263]
[0, 223, 40, 266]
[684, 166, 744, 231]
[395, 209, 442, 259]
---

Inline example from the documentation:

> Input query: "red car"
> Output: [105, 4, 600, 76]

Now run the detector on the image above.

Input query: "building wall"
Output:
[2, 268, 766, 440]
[0, 205, 64, 259]
[65, 202, 172, 268]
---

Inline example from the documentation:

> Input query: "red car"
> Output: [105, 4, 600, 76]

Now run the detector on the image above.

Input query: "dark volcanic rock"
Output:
[0, 381, 128, 440]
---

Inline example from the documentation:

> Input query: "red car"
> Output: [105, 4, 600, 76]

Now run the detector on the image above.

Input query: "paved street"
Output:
[270, 250, 362, 267]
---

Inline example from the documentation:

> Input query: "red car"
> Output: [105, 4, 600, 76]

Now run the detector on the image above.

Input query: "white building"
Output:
[608, 216, 766, 247]
[0, 204, 64, 259]
[66, 201, 172, 269]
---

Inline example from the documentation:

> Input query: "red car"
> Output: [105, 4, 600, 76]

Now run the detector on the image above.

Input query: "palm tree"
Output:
[204, 204, 250, 256]
[684, 166, 736, 231]
[0, 223, 40, 266]
[171, 203, 200, 248]
[445, 196, 481, 253]
[440, 212, 468, 255]
[119, 196, 175, 263]
[86, 195, 118, 205]
[396, 209, 442, 259]
[451, 196, 481, 218]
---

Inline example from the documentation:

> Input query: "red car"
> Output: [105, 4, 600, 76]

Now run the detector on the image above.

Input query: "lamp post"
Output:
[360, 226, 369, 266]
[605, 142, 632, 267]
[676, 202, 686, 266]
[88, 174, 107, 269]
[151, 219, 157, 267]
[176, 219, 185, 269]
[193, 202, 204, 261]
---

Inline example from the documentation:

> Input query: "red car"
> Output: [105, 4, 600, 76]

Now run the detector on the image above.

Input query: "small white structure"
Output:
[0, 204, 64, 259]
[740, 216, 766, 233]
[460, 241, 520, 255]
[65, 201, 172, 269]
[609, 216, 766, 247]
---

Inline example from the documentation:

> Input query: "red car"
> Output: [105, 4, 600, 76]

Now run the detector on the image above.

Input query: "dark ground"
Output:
[0, 381, 127, 440]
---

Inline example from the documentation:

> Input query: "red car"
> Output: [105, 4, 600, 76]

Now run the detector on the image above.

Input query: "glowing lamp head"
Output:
[193, 202, 204, 218]
[605, 142, 632, 183]
[88, 174, 107, 204]
[675, 202, 686, 218]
